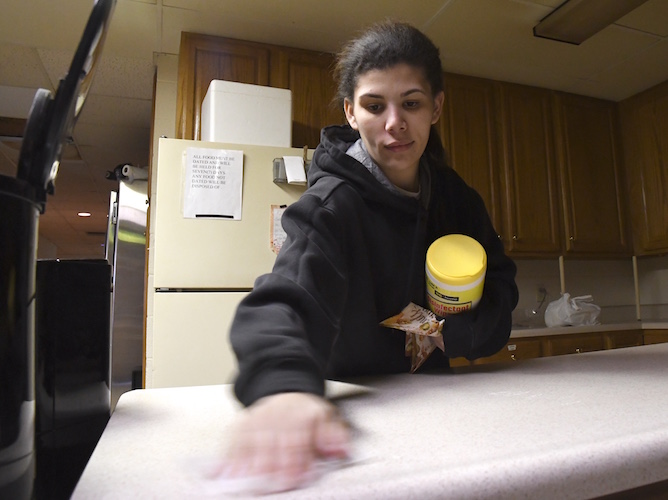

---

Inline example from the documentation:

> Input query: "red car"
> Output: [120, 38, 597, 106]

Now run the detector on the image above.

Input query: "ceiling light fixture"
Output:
[533, 0, 651, 45]
[78, 212, 92, 217]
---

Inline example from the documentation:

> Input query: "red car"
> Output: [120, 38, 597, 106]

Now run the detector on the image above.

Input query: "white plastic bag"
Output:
[544, 293, 601, 327]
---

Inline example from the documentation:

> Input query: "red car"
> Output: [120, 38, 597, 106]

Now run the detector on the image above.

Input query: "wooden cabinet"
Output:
[544, 332, 605, 356]
[456, 329, 646, 367]
[440, 74, 502, 231]
[619, 80, 668, 255]
[604, 330, 644, 349]
[471, 338, 542, 365]
[494, 83, 631, 257]
[176, 33, 270, 141]
[269, 47, 343, 149]
[496, 82, 562, 256]
[175, 32, 343, 148]
[644, 329, 668, 345]
[553, 93, 631, 257]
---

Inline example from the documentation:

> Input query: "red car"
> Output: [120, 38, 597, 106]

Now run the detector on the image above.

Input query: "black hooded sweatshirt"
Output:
[231, 125, 518, 406]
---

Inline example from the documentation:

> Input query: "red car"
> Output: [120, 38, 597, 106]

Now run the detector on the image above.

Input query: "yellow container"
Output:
[426, 234, 487, 316]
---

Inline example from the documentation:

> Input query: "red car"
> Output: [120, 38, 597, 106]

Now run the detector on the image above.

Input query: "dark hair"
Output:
[334, 21, 444, 105]
[334, 21, 449, 170]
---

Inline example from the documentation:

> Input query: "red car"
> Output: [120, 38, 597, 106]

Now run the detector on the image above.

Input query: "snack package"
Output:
[380, 302, 445, 373]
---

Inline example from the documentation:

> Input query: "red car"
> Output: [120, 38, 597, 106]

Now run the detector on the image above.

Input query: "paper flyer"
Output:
[183, 147, 243, 219]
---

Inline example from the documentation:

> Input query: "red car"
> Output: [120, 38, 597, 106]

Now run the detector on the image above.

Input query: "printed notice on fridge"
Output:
[183, 147, 243, 219]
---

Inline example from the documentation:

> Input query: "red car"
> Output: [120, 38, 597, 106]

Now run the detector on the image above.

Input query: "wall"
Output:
[638, 254, 668, 320]
[512, 258, 638, 328]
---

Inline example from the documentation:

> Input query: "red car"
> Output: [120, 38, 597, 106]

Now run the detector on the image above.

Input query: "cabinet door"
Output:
[471, 338, 542, 365]
[604, 330, 644, 349]
[545, 333, 605, 356]
[176, 33, 270, 140]
[644, 330, 668, 345]
[619, 81, 668, 255]
[440, 74, 502, 232]
[553, 93, 630, 256]
[270, 48, 344, 149]
[496, 83, 562, 255]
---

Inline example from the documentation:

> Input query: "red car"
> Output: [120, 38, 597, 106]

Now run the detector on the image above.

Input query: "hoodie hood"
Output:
[308, 125, 424, 213]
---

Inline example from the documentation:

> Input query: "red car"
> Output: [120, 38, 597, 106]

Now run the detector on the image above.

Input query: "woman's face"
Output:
[344, 63, 444, 192]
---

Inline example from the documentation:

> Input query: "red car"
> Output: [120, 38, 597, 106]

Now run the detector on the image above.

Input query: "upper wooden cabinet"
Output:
[495, 82, 562, 256]
[552, 92, 631, 257]
[269, 47, 344, 149]
[619, 80, 668, 255]
[440, 74, 502, 233]
[176, 32, 343, 148]
[177, 33, 270, 141]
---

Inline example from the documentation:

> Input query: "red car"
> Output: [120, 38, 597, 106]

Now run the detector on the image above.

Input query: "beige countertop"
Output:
[73, 343, 668, 499]
[510, 320, 668, 338]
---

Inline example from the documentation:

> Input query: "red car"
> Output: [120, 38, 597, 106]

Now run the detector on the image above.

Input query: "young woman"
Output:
[223, 21, 518, 491]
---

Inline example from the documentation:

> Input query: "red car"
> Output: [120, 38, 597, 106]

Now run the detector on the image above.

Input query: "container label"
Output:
[426, 295, 473, 316]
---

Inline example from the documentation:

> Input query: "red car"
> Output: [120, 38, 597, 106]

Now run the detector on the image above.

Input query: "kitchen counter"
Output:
[72, 343, 668, 499]
[510, 320, 668, 338]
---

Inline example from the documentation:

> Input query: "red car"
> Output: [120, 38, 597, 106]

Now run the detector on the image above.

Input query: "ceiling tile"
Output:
[617, 0, 668, 37]
[0, 44, 53, 90]
[36, 48, 155, 100]
[0, 0, 94, 50]
[426, 0, 663, 100]
[78, 95, 152, 127]
[73, 122, 151, 152]
[88, 55, 156, 99]
[161, 0, 447, 55]
[569, 37, 668, 100]
[105, 0, 159, 60]
[35, 48, 76, 90]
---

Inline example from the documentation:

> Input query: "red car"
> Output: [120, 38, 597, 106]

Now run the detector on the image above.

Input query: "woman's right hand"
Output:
[219, 392, 351, 493]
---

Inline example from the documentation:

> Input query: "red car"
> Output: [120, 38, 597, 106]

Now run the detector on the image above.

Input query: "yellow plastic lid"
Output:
[426, 234, 487, 286]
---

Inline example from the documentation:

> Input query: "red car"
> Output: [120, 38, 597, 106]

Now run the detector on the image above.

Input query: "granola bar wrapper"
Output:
[380, 302, 445, 373]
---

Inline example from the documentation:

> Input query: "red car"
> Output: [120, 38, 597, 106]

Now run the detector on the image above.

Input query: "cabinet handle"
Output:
[512, 235, 518, 241]
[575, 348, 581, 353]
[570, 236, 574, 241]
[510, 354, 516, 361]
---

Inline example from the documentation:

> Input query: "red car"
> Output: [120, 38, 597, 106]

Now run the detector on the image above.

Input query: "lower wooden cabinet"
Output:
[471, 338, 542, 365]
[545, 333, 605, 356]
[452, 329, 659, 367]
[605, 330, 644, 349]
[644, 330, 668, 345]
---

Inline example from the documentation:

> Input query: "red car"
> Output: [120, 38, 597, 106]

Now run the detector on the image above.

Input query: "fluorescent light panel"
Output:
[533, 0, 651, 45]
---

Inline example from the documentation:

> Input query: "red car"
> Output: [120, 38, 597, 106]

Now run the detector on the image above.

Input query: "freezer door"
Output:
[153, 138, 308, 289]
[148, 291, 245, 389]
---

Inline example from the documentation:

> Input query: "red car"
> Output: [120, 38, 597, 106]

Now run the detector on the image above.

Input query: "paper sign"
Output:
[184, 147, 243, 219]
[283, 156, 307, 185]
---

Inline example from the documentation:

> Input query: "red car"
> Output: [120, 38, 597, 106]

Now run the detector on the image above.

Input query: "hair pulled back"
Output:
[334, 21, 449, 171]
[334, 21, 444, 106]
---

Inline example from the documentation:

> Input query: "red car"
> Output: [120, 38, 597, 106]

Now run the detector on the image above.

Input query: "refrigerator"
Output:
[147, 138, 309, 389]
[105, 178, 148, 409]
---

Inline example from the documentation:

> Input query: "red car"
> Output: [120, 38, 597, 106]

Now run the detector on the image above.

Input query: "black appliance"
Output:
[0, 1, 116, 498]
[34, 259, 112, 500]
